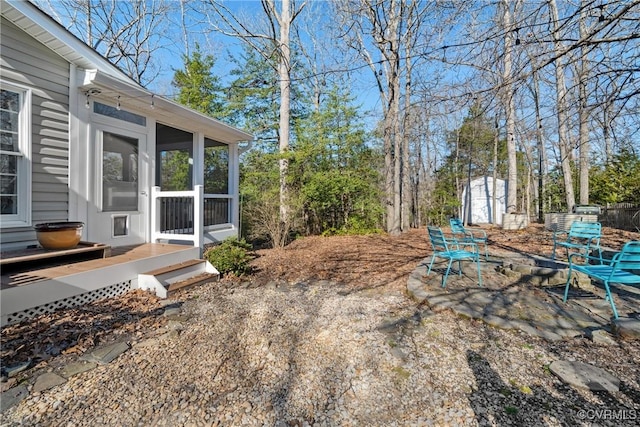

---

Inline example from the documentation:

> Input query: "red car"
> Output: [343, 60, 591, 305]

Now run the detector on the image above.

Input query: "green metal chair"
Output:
[564, 241, 640, 319]
[426, 226, 483, 288]
[449, 218, 488, 260]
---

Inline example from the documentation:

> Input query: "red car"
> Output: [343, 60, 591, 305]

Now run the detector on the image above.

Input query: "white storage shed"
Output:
[462, 177, 507, 225]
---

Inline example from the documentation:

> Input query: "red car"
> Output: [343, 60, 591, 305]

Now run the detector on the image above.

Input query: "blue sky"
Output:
[33, 0, 639, 155]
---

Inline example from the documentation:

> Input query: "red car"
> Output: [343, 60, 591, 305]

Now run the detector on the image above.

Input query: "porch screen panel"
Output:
[204, 139, 228, 194]
[204, 138, 230, 226]
[102, 132, 138, 212]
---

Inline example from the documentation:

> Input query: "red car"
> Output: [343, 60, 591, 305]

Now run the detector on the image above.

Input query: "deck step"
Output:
[137, 259, 219, 298]
[166, 272, 219, 295]
[142, 259, 204, 277]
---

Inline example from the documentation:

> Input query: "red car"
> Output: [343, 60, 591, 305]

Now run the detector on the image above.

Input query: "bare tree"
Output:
[548, 0, 577, 212]
[500, 0, 519, 214]
[333, 0, 434, 234]
[37, 0, 172, 86]
[198, 0, 306, 243]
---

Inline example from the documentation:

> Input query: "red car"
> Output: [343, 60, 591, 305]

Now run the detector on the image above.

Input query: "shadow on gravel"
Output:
[1, 290, 170, 368]
[466, 349, 639, 426]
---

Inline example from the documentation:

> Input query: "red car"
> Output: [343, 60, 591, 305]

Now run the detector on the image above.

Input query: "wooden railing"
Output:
[150, 186, 233, 247]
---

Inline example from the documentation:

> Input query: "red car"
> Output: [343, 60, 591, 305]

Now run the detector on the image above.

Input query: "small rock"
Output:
[82, 341, 129, 365]
[159, 329, 180, 340]
[3, 360, 31, 378]
[163, 307, 182, 317]
[0, 384, 29, 412]
[613, 318, 640, 340]
[159, 300, 182, 308]
[60, 361, 98, 378]
[134, 337, 160, 348]
[588, 329, 617, 346]
[549, 360, 620, 392]
[166, 320, 185, 331]
[33, 372, 67, 393]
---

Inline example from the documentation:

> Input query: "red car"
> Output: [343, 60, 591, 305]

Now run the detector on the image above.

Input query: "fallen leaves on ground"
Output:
[1, 223, 637, 371]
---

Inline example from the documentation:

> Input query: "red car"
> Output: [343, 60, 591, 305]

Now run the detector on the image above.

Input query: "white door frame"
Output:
[87, 121, 149, 246]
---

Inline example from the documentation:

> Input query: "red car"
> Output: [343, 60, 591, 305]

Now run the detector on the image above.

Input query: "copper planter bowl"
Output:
[34, 222, 84, 250]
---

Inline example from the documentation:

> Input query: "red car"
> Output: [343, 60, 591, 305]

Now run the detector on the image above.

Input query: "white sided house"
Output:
[0, 0, 252, 325]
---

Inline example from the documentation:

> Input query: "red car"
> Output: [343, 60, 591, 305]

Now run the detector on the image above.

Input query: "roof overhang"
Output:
[80, 69, 253, 144]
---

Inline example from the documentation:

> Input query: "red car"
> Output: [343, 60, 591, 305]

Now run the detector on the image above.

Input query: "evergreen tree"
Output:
[291, 86, 383, 234]
[172, 45, 223, 116]
[223, 46, 280, 150]
[455, 105, 505, 179]
[590, 149, 640, 205]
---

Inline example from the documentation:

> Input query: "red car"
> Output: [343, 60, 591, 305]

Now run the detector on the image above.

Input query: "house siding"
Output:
[1, 17, 70, 247]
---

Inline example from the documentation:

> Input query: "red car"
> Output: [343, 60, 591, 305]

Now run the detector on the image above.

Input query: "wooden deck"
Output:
[1, 243, 194, 290]
[1, 242, 201, 326]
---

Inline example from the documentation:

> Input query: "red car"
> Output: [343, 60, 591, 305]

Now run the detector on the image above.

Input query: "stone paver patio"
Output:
[407, 251, 640, 341]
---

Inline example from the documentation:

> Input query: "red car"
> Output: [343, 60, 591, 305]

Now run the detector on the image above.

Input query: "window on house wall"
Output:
[0, 82, 31, 227]
[94, 101, 146, 126]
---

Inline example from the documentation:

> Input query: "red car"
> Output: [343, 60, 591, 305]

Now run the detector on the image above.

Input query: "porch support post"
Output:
[194, 185, 204, 253]
[229, 143, 240, 233]
[193, 132, 204, 187]
[150, 186, 161, 243]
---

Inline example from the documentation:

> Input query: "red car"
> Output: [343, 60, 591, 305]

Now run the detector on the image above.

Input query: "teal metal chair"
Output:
[450, 218, 488, 260]
[564, 241, 640, 319]
[552, 221, 603, 264]
[426, 226, 483, 288]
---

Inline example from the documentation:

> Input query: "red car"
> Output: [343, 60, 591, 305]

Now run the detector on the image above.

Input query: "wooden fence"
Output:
[599, 203, 640, 232]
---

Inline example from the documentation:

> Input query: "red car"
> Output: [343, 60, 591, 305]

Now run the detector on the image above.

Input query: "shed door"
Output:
[88, 125, 148, 246]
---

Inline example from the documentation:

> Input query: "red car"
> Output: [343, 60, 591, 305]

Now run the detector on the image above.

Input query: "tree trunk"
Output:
[278, 0, 292, 225]
[402, 37, 413, 232]
[532, 68, 546, 222]
[549, 0, 576, 212]
[492, 117, 499, 224]
[390, 58, 402, 235]
[578, 2, 590, 206]
[501, 0, 518, 214]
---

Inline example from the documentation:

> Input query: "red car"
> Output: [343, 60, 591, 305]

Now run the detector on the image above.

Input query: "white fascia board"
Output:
[80, 69, 254, 145]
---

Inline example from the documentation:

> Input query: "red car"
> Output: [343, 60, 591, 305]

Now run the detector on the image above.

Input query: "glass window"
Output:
[94, 101, 146, 126]
[102, 132, 138, 212]
[0, 82, 31, 225]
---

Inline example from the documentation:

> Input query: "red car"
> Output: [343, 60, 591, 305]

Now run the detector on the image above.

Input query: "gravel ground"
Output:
[2, 278, 639, 427]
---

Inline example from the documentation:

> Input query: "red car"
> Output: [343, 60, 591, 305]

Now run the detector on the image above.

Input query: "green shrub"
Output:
[204, 237, 253, 276]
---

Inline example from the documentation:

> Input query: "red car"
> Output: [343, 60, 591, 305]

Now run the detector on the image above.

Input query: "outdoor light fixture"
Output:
[83, 88, 101, 109]
[150, 94, 155, 109]
[116, 96, 121, 111]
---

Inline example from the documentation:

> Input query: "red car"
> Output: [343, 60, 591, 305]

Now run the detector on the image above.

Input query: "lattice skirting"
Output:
[3, 280, 132, 326]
